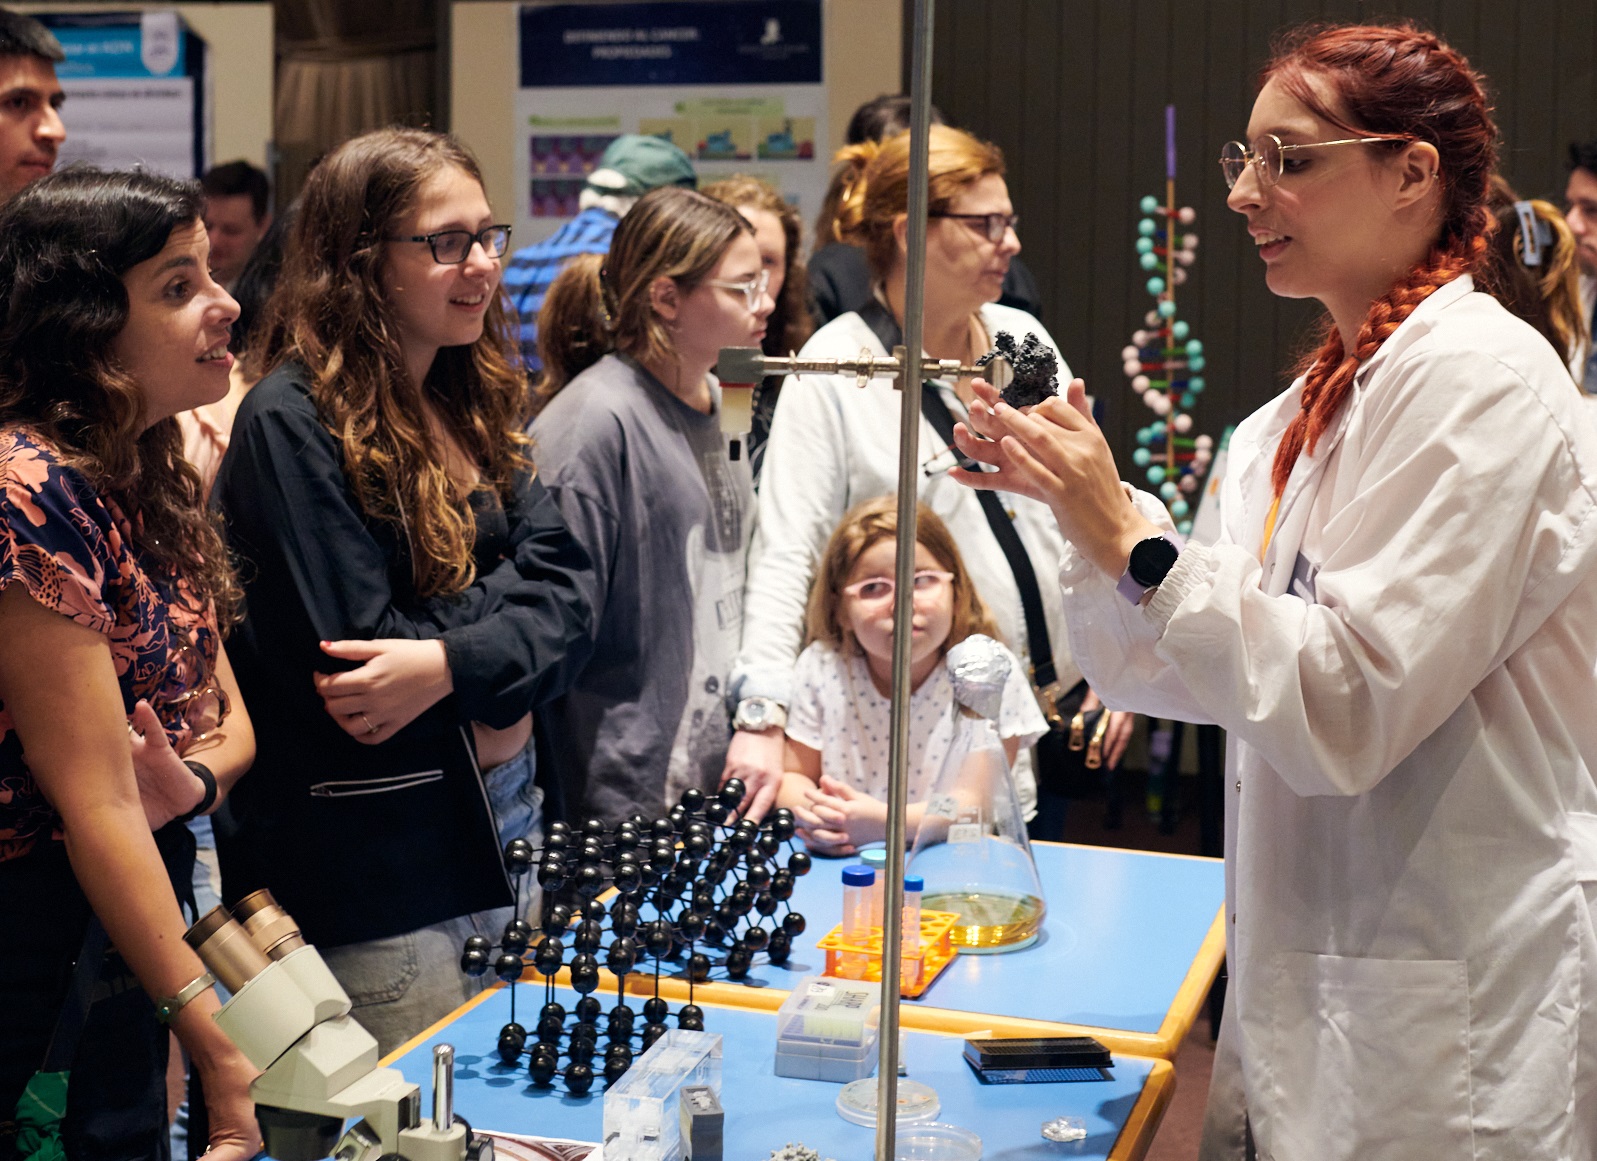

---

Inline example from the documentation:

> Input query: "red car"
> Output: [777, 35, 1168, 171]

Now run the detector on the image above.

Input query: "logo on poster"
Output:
[760, 19, 782, 45]
[139, 11, 180, 75]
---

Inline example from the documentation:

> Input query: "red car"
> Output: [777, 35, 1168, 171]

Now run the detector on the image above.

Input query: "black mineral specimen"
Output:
[979, 330, 1058, 409]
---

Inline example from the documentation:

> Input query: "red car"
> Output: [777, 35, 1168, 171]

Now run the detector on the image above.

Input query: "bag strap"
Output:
[41, 918, 108, 1073]
[854, 299, 1063, 703]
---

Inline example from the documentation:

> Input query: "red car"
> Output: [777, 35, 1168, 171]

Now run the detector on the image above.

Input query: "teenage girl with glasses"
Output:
[956, 23, 1597, 1157]
[529, 186, 772, 827]
[212, 128, 592, 1055]
[0, 169, 259, 1160]
[776, 497, 1046, 855]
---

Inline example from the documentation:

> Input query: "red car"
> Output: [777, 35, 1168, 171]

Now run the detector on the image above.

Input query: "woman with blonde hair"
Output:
[701, 174, 812, 480]
[726, 123, 1130, 830]
[1485, 174, 1589, 375]
[531, 185, 772, 826]
[212, 127, 592, 1054]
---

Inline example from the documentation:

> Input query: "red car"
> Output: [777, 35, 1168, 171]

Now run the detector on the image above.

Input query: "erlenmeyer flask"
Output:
[908, 713, 1047, 952]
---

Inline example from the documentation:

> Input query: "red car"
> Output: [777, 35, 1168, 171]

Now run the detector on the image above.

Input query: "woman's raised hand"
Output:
[951, 378, 1159, 578]
[127, 700, 207, 829]
[314, 638, 453, 745]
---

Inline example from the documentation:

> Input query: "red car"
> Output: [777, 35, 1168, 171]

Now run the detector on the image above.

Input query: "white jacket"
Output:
[1062, 278, 1597, 1160]
[732, 304, 1081, 818]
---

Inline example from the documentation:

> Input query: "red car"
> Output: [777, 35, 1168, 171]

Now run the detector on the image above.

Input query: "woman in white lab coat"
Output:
[955, 23, 1597, 1161]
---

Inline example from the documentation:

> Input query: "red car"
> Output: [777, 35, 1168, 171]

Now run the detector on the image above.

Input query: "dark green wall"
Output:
[921, 0, 1597, 467]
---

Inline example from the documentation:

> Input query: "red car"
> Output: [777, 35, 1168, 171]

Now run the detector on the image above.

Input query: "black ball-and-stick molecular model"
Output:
[460, 778, 811, 1094]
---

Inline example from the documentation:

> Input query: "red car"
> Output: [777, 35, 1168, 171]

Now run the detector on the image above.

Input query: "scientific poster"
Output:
[38, 10, 209, 178]
[515, 1, 826, 246]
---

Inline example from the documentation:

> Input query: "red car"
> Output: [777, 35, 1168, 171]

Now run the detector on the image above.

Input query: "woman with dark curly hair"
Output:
[0, 168, 259, 1160]
[213, 127, 592, 1054]
[702, 175, 813, 482]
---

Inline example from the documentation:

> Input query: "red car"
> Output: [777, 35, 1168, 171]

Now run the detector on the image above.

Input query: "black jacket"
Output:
[212, 364, 593, 945]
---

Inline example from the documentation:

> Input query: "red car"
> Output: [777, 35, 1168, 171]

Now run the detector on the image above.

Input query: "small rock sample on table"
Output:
[978, 331, 1058, 408]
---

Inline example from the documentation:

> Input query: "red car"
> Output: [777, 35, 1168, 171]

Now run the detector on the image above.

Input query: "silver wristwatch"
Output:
[732, 696, 787, 732]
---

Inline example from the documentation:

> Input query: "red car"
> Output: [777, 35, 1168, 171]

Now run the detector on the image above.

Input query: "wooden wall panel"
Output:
[915, 0, 1597, 469]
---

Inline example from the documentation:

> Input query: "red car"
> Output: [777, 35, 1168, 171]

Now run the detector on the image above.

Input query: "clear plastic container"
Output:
[840, 864, 876, 978]
[836, 1077, 940, 1127]
[860, 847, 889, 927]
[601, 1029, 721, 1161]
[773, 976, 880, 1083]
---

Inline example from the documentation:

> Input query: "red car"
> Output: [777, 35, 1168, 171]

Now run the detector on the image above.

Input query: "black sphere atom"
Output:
[643, 996, 669, 1023]
[502, 919, 532, 954]
[528, 1044, 559, 1086]
[605, 939, 638, 976]
[788, 850, 812, 875]
[704, 800, 730, 826]
[537, 859, 567, 892]
[741, 925, 770, 952]
[642, 1022, 668, 1049]
[612, 860, 642, 895]
[687, 952, 711, 982]
[541, 904, 572, 938]
[563, 1061, 594, 1096]
[585, 898, 609, 922]
[783, 912, 807, 936]
[503, 838, 535, 874]
[677, 1003, 705, 1031]
[497, 1022, 526, 1064]
[769, 808, 797, 841]
[574, 863, 606, 899]
[533, 938, 564, 978]
[754, 891, 779, 917]
[604, 1049, 633, 1084]
[570, 952, 601, 994]
[460, 947, 490, 977]
[643, 919, 674, 958]
[540, 1000, 567, 1023]
[573, 918, 604, 953]
[767, 929, 793, 966]
[680, 787, 705, 812]
[537, 1013, 565, 1041]
[566, 1037, 594, 1064]
[494, 953, 525, 983]
[574, 994, 603, 1024]
[725, 946, 753, 979]
[719, 778, 745, 808]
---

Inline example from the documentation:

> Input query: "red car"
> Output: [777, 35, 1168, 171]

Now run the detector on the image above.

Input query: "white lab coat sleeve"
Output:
[1143, 346, 1597, 797]
[1057, 485, 1221, 724]
[732, 370, 852, 705]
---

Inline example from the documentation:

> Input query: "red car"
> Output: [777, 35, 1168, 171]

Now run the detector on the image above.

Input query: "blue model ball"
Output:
[1146, 276, 1166, 296]
[1160, 481, 1179, 501]
[1158, 300, 1177, 318]
[1185, 339, 1204, 355]
[1133, 447, 1151, 467]
[1177, 519, 1193, 536]
[1140, 252, 1159, 270]
[1187, 376, 1205, 394]
[1147, 465, 1167, 485]
[1138, 218, 1157, 237]
[1188, 354, 1206, 372]
[1171, 320, 1190, 340]
[1139, 194, 1160, 214]
[1136, 236, 1154, 255]
[1170, 498, 1190, 519]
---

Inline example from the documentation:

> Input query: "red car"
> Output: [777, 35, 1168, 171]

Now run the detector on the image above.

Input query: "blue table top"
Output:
[674, 843, 1224, 1039]
[392, 982, 1164, 1160]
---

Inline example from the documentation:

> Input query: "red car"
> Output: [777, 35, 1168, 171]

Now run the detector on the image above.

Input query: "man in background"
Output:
[504, 133, 697, 375]
[0, 7, 63, 202]
[202, 159, 272, 291]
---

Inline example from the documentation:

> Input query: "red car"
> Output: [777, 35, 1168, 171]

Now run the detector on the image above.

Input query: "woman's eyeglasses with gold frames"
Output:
[1218, 133, 1409, 189]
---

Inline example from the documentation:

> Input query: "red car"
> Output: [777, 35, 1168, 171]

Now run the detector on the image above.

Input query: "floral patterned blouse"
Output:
[0, 427, 217, 863]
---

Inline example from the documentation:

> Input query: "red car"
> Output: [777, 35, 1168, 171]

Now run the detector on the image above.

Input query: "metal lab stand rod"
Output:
[714, 347, 1011, 395]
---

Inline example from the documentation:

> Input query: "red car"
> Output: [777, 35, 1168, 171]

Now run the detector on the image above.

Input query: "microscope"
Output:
[185, 891, 493, 1161]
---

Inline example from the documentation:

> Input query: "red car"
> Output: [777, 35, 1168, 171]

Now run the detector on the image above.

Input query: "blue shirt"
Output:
[502, 206, 619, 374]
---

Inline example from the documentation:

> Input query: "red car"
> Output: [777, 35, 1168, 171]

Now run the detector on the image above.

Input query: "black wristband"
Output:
[177, 760, 218, 823]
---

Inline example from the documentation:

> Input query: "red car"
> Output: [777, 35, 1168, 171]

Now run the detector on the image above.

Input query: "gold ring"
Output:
[360, 713, 378, 735]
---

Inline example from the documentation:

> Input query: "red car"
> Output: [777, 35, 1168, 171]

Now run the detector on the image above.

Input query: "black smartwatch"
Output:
[1116, 533, 1184, 604]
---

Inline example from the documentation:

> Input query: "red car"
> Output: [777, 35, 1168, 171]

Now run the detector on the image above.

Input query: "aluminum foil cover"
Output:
[947, 634, 1010, 720]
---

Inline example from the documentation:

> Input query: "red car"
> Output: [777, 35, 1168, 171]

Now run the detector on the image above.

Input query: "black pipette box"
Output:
[962, 1036, 1114, 1084]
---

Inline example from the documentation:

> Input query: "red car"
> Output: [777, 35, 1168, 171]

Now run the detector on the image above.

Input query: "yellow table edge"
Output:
[383, 982, 1177, 1161]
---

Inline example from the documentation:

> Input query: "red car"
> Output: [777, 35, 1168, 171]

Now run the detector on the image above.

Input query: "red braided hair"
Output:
[1261, 23, 1498, 496]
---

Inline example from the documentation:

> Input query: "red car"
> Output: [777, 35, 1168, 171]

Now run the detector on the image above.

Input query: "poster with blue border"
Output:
[36, 10, 209, 178]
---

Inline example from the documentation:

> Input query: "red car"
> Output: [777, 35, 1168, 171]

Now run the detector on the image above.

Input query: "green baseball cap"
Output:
[586, 134, 697, 197]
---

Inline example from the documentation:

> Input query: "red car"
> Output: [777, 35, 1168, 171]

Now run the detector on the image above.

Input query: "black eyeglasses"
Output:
[929, 211, 1020, 243]
[388, 224, 513, 264]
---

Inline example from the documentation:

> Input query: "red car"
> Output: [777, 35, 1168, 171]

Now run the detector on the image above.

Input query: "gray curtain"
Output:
[273, 0, 438, 202]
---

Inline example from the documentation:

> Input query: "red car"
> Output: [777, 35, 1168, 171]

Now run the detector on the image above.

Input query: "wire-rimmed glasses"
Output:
[1218, 133, 1409, 189]
[389, 224, 513, 264]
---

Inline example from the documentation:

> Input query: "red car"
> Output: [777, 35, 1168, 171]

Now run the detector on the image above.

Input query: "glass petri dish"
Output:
[836, 1077, 941, 1127]
[882, 1122, 982, 1161]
